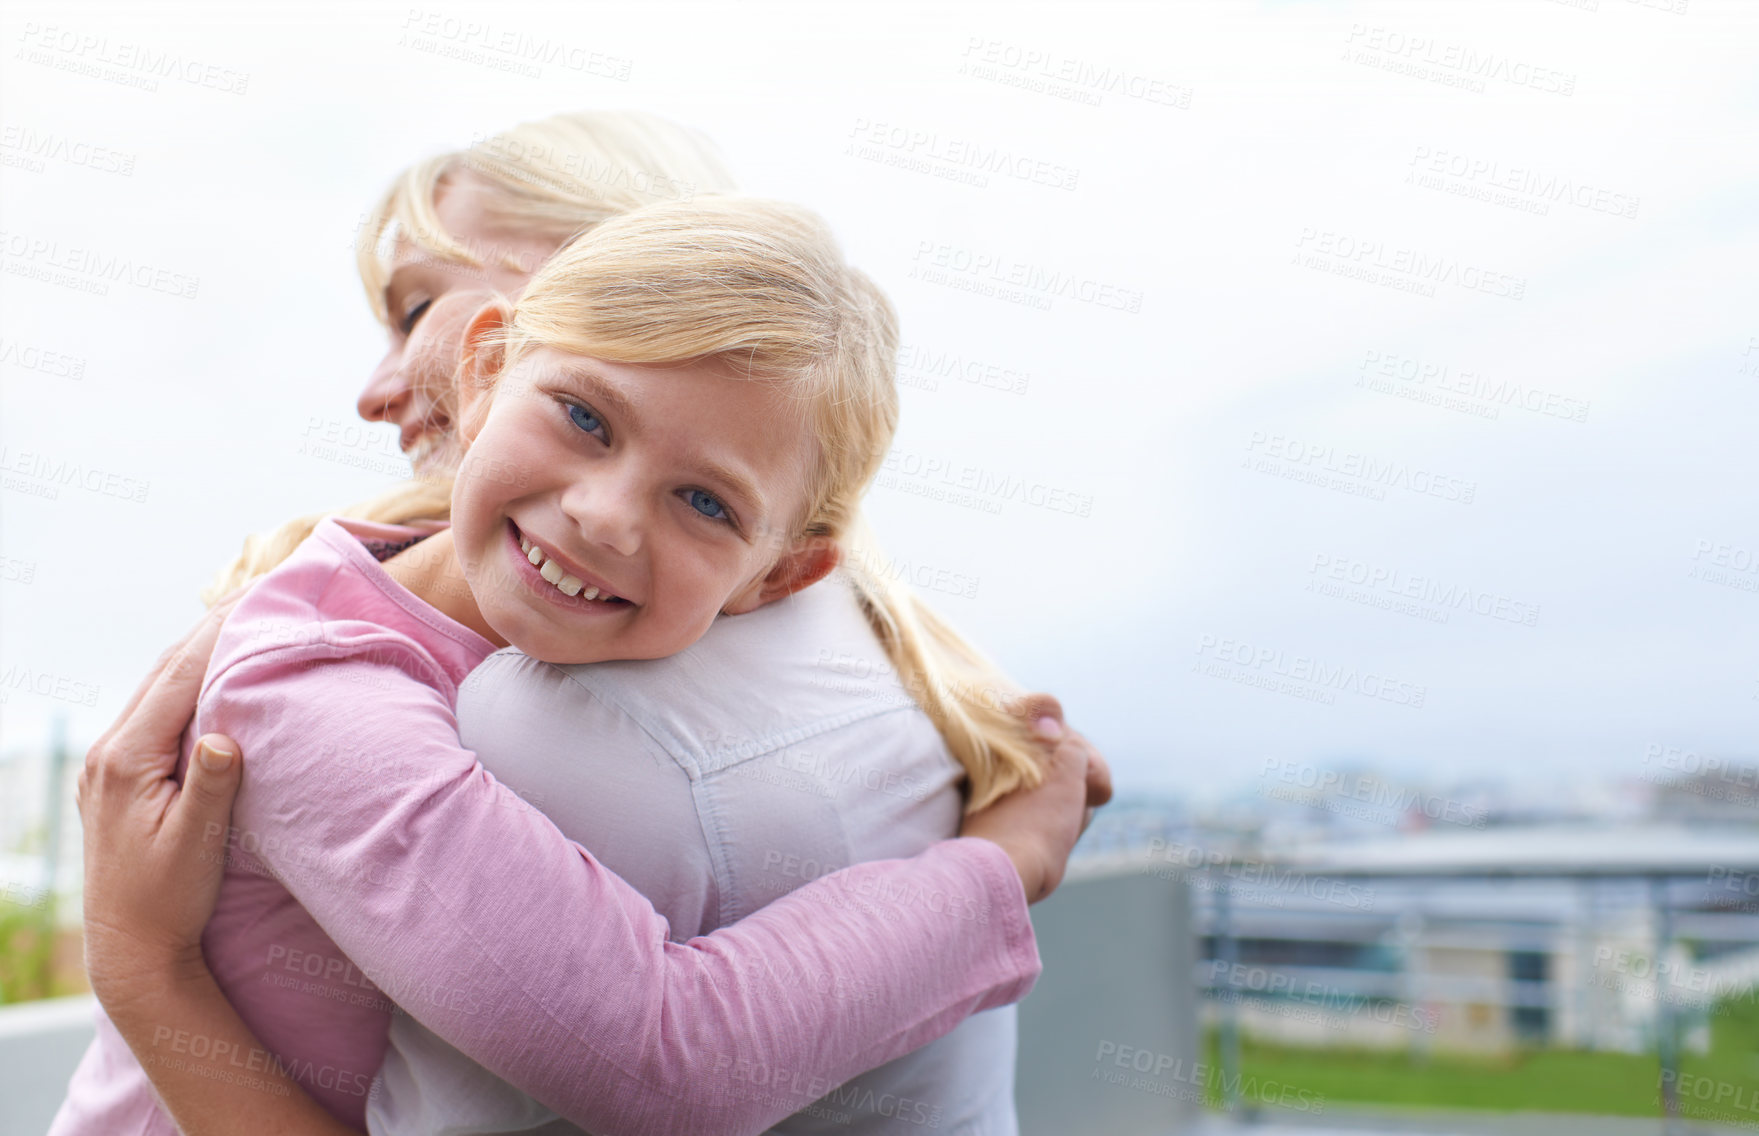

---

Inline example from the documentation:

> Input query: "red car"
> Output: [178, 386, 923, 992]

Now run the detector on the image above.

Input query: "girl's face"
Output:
[449, 333, 833, 665]
[357, 171, 559, 474]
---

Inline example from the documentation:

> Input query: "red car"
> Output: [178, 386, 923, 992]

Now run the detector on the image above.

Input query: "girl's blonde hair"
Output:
[203, 110, 737, 603]
[482, 196, 1044, 811]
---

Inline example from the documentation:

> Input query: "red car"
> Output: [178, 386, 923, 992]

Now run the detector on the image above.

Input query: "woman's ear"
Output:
[723, 537, 842, 615]
[455, 298, 514, 445]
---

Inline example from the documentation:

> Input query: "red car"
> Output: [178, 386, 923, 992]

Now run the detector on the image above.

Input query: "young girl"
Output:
[59, 196, 1070, 1136]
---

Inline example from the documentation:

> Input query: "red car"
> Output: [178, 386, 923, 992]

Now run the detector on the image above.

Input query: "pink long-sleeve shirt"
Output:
[51, 517, 1040, 1136]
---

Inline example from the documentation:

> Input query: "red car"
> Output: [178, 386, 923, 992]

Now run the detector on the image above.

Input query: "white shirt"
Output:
[365, 574, 1019, 1135]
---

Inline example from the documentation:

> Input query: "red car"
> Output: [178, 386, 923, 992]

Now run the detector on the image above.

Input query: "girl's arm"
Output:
[174, 639, 1081, 1136]
[86, 728, 1091, 1136]
[82, 620, 1095, 1136]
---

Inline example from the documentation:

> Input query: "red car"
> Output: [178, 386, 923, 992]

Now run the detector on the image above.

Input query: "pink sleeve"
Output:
[202, 641, 1039, 1136]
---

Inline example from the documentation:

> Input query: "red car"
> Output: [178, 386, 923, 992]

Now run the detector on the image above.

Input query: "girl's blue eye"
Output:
[686, 489, 727, 520]
[567, 403, 606, 440]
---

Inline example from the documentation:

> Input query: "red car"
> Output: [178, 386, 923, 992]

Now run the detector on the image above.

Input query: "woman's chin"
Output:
[409, 434, 466, 479]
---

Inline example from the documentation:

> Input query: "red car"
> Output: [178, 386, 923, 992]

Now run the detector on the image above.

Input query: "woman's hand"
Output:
[77, 598, 245, 1003]
[74, 600, 360, 1134]
[959, 694, 1112, 903]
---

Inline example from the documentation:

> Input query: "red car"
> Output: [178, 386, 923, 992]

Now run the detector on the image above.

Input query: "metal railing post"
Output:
[1213, 874, 1243, 1115]
[1651, 875, 1679, 1134]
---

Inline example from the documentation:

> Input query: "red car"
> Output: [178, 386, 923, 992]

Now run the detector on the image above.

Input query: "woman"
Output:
[65, 114, 1110, 1136]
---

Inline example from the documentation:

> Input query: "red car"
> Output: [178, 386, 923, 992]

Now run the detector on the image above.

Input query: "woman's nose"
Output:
[357, 349, 413, 425]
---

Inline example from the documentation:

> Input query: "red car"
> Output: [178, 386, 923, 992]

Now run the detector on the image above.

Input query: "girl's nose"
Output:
[560, 470, 644, 560]
[358, 348, 413, 425]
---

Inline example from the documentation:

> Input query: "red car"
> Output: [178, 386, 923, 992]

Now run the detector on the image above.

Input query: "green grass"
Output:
[0, 898, 56, 1005]
[1204, 994, 1759, 1124]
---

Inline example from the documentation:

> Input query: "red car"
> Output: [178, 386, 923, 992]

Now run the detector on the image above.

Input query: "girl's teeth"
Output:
[518, 529, 619, 603]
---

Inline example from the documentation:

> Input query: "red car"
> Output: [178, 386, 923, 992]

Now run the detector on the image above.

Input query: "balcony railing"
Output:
[0, 861, 1201, 1136]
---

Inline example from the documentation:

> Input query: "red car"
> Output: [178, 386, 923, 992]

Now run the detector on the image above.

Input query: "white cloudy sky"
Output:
[2, 0, 1755, 805]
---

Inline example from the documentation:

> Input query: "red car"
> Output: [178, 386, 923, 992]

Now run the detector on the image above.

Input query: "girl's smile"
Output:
[507, 519, 632, 610]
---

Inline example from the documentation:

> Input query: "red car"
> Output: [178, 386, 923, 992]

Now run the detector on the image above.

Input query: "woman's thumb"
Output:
[180, 735, 243, 832]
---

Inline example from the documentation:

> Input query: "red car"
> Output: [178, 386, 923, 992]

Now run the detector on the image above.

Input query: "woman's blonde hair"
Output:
[203, 110, 737, 603]
[480, 196, 1044, 811]
[355, 110, 736, 326]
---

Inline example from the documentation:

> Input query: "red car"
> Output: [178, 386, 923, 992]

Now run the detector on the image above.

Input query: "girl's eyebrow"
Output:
[695, 454, 768, 519]
[543, 363, 769, 517]
[546, 362, 639, 429]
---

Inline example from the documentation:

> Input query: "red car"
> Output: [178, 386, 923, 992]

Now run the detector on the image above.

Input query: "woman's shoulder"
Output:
[528, 575, 940, 777]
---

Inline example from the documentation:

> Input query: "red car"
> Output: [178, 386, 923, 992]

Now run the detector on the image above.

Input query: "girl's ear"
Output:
[456, 298, 514, 445]
[723, 537, 842, 615]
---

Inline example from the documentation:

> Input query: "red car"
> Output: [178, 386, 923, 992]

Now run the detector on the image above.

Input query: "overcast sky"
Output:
[2, 0, 1756, 806]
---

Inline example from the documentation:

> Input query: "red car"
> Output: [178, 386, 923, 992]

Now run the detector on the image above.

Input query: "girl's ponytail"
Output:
[841, 518, 1043, 813]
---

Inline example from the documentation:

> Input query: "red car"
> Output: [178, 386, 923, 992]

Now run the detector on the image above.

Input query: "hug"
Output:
[57, 110, 1109, 1136]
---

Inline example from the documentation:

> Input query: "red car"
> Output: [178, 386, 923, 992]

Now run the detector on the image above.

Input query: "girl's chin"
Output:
[490, 611, 623, 665]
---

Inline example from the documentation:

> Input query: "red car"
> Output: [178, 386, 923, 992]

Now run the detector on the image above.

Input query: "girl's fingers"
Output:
[1014, 691, 1065, 728]
[1085, 744, 1113, 808]
[1044, 729, 1111, 808]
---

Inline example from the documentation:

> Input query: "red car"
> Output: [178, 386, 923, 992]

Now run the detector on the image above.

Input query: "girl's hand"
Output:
[959, 694, 1111, 903]
[77, 599, 245, 1001]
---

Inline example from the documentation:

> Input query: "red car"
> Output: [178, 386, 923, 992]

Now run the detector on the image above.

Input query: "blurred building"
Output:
[1191, 824, 1759, 1057]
